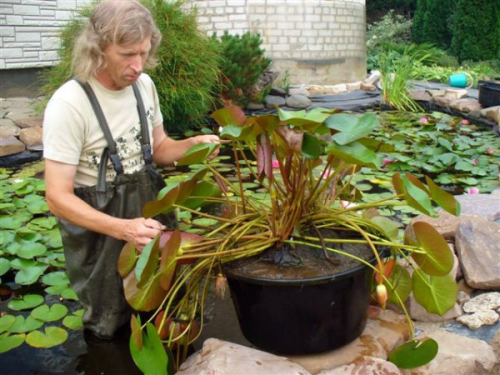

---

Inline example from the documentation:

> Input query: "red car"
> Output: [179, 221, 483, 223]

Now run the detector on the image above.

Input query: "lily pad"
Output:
[31, 303, 68, 322]
[8, 294, 44, 311]
[389, 338, 438, 369]
[8, 315, 44, 333]
[42, 271, 69, 286]
[0, 333, 25, 353]
[26, 327, 68, 348]
[62, 311, 84, 330]
[0, 315, 16, 334]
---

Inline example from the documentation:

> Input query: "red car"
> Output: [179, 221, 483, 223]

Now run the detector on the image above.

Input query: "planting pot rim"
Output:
[223, 253, 380, 287]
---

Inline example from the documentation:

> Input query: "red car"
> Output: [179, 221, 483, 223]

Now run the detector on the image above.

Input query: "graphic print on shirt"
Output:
[84, 120, 146, 180]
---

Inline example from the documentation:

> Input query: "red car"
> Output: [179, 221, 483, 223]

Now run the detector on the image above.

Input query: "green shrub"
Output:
[366, 11, 413, 70]
[211, 31, 271, 107]
[451, 0, 500, 63]
[413, 0, 455, 49]
[39, 0, 221, 134]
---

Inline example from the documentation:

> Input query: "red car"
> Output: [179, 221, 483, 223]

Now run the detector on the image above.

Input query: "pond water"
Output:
[0, 110, 498, 374]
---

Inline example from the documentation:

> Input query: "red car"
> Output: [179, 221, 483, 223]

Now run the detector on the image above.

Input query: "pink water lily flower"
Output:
[271, 159, 280, 169]
[472, 158, 479, 166]
[460, 119, 470, 125]
[465, 187, 480, 194]
[419, 117, 428, 124]
[486, 148, 494, 155]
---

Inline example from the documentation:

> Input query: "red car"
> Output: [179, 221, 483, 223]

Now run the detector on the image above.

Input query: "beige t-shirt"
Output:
[43, 74, 163, 187]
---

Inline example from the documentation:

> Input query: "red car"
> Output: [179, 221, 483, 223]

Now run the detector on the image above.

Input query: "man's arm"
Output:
[151, 126, 220, 165]
[44, 159, 165, 250]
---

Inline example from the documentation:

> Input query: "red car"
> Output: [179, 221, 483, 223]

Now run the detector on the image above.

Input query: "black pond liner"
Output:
[224, 254, 380, 356]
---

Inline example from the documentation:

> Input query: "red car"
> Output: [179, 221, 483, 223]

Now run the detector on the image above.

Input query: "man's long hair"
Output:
[72, 0, 162, 81]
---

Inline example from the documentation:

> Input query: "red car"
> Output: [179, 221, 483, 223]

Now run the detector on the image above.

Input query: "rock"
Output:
[289, 87, 310, 97]
[445, 89, 469, 100]
[456, 310, 499, 329]
[450, 98, 483, 113]
[407, 298, 462, 323]
[290, 307, 410, 374]
[307, 85, 326, 95]
[360, 83, 377, 91]
[410, 90, 433, 102]
[286, 94, 311, 109]
[13, 116, 44, 129]
[433, 95, 452, 107]
[480, 106, 500, 124]
[405, 211, 460, 241]
[455, 216, 500, 290]
[323, 84, 347, 95]
[455, 194, 500, 221]
[269, 86, 287, 97]
[265, 95, 286, 108]
[462, 292, 500, 313]
[346, 81, 362, 92]
[0, 123, 21, 138]
[19, 126, 43, 149]
[246, 102, 265, 110]
[317, 356, 402, 375]
[0, 135, 26, 157]
[364, 70, 381, 86]
[176, 338, 311, 375]
[401, 329, 497, 375]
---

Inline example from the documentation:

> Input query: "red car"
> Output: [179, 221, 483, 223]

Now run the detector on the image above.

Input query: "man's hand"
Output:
[121, 217, 166, 251]
[190, 134, 225, 161]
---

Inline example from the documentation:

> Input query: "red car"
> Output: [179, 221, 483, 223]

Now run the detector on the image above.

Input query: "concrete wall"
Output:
[0, 0, 366, 90]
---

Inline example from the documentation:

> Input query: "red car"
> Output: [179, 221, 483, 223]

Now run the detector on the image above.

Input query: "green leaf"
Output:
[17, 242, 47, 259]
[60, 287, 79, 300]
[14, 263, 48, 285]
[41, 271, 69, 286]
[412, 271, 458, 316]
[386, 265, 412, 306]
[328, 113, 379, 145]
[136, 235, 160, 288]
[0, 333, 25, 353]
[410, 221, 454, 276]
[326, 141, 381, 169]
[301, 132, 321, 160]
[0, 315, 16, 334]
[389, 339, 438, 369]
[8, 315, 44, 333]
[8, 294, 44, 311]
[424, 176, 461, 216]
[130, 323, 169, 375]
[124, 269, 166, 312]
[401, 176, 435, 217]
[62, 312, 83, 330]
[25, 327, 68, 348]
[210, 104, 247, 127]
[118, 242, 138, 278]
[31, 303, 68, 322]
[142, 185, 180, 218]
[0, 258, 10, 276]
[176, 143, 218, 166]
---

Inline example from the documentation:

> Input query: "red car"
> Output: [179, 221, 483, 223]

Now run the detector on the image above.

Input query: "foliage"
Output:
[366, 10, 413, 70]
[38, 0, 221, 134]
[378, 46, 431, 111]
[451, 0, 500, 63]
[366, 0, 417, 22]
[144, 0, 221, 133]
[119, 105, 461, 371]
[210, 31, 272, 107]
[0, 168, 82, 353]
[412, 0, 455, 49]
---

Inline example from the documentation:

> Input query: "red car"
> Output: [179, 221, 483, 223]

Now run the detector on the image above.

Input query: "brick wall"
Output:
[0, 0, 366, 85]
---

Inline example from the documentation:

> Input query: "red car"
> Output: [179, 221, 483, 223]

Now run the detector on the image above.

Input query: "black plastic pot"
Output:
[478, 80, 500, 108]
[224, 259, 375, 355]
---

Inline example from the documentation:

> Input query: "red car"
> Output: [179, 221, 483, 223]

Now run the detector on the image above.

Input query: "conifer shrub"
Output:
[39, 0, 221, 133]
[211, 31, 272, 107]
[451, 0, 500, 63]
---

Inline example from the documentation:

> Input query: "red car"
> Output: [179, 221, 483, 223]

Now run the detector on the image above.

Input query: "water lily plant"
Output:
[118, 105, 461, 373]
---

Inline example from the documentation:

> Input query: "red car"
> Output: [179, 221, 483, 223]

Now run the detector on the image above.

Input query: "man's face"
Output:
[96, 37, 152, 90]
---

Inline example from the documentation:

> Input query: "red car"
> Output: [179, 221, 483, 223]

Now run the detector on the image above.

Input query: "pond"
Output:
[0, 110, 498, 374]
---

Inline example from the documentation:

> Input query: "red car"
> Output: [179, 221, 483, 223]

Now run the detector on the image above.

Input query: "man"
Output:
[43, 0, 220, 339]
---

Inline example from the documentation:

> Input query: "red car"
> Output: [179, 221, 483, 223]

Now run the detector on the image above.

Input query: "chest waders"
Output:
[58, 81, 175, 338]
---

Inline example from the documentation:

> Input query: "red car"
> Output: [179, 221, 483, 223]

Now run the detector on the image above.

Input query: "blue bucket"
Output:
[449, 73, 473, 89]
